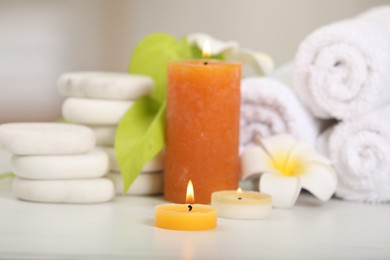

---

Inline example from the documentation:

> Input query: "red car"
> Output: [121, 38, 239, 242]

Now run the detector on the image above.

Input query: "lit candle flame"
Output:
[237, 187, 243, 200]
[202, 39, 212, 58]
[186, 180, 195, 204]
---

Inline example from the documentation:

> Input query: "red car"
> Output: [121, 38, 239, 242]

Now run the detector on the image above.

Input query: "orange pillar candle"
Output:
[165, 60, 241, 204]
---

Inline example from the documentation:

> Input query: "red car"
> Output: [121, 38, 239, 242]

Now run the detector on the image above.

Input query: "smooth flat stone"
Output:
[11, 148, 109, 180]
[88, 125, 116, 146]
[106, 172, 163, 195]
[100, 146, 164, 172]
[0, 146, 12, 173]
[62, 98, 133, 125]
[58, 72, 154, 100]
[13, 178, 115, 203]
[0, 123, 95, 155]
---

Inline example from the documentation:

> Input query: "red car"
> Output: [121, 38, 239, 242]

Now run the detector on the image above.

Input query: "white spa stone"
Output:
[100, 146, 164, 172]
[13, 178, 115, 203]
[106, 171, 163, 195]
[0, 123, 95, 155]
[58, 71, 154, 100]
[88, 125, 116, 146]
[62, 98, 133, 125]
[11, 148, 109, 180]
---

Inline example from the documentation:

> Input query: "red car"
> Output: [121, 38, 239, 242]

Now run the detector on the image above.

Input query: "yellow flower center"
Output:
[269, 153, 305, 177]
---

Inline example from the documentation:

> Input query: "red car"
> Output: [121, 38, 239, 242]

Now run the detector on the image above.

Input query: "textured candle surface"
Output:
[165, 60, 241, 203]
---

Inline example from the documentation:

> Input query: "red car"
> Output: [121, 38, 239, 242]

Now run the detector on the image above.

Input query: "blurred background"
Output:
[1, 0, 389, 123]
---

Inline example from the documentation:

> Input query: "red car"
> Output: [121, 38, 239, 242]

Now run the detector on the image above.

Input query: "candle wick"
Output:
[238, 197, 242, 200]
[188, 205, 193, 212]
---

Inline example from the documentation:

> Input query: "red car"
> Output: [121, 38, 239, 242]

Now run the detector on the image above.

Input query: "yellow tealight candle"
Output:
[211, 188, 272, 220]
[155, 180, 217, 231]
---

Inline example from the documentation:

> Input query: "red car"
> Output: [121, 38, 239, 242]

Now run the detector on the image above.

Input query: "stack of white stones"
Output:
[0, 123, 114, 203]
[58, 72, 164, 195]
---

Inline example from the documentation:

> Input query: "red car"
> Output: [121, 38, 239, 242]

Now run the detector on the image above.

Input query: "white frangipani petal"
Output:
[241, 134, 336, 208]
[187, 33, 239, 56]
[256, 134, 296, 162]
[187, 33, 274, 76]
[260, 173, 301, 208]
[299, 164, 337, 201]
[241, 146, 276, 180]
[289, 141, 332, 165]
[228, 48, 275, 75]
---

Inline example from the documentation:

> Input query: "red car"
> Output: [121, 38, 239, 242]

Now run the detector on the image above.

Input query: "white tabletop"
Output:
[0, 177, 389, 260]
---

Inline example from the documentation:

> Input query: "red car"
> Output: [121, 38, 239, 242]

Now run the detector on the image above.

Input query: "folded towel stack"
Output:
[294, 6, 390, 120]
[317, 106, 390, 203]
[294, 6, 390, 202]
[58, 72, 164, 195]
[0, 123, 114, 203]
[240, 77, 321, 151]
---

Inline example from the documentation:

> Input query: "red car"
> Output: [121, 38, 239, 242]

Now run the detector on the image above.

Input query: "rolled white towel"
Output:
[294, 6, 390, 120]
[240, 77, 321, 151]
[317, 105, 390, 203]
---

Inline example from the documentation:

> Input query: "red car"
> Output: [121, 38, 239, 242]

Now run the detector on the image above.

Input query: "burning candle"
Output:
[165, 42, 241, 204]
[155, 180, 217, 231]
[211, 188, 272, 219]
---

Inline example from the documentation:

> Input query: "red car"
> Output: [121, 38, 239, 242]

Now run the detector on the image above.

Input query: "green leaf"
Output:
[129, 33, 191, 104]
[115, 97, 165, 193]
[0, 172, 15, 179]
[116, 33, 192, 193]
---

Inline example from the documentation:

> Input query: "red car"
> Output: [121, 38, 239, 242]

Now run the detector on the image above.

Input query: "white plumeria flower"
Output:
[187, 33, 274, 75]
[187, 33, 239, 57]
[241, 134, 337, 208]
[227, 48, 274, 75]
